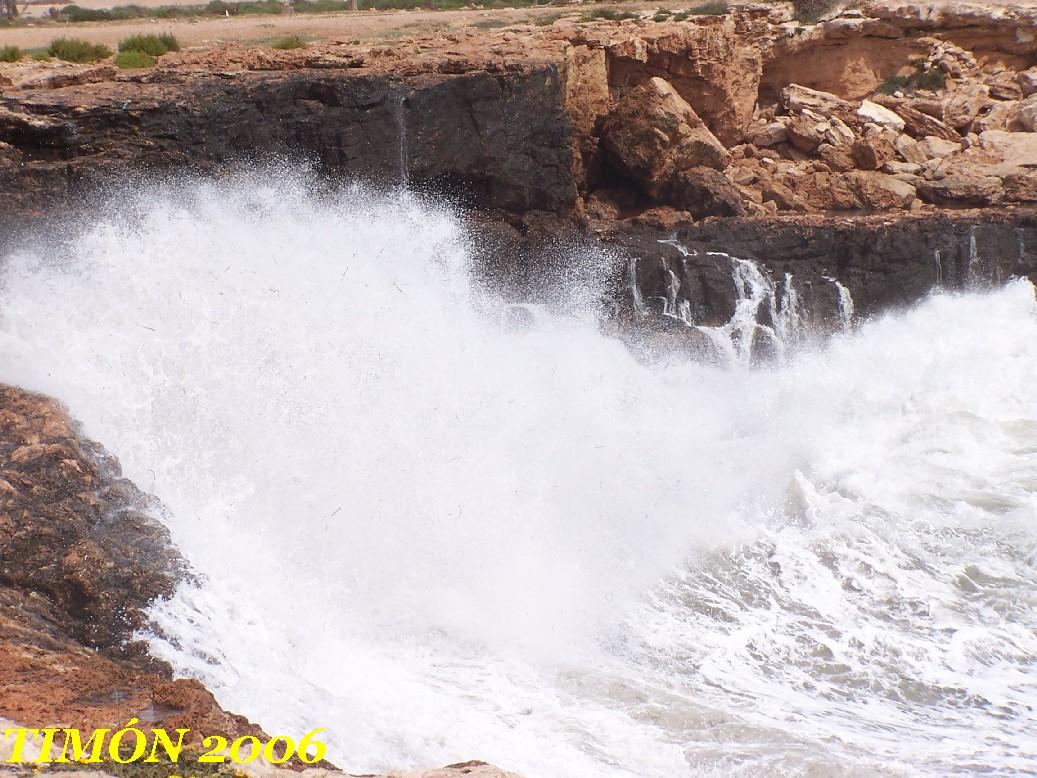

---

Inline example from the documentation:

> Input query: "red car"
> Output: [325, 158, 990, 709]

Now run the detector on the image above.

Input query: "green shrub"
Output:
[29, 49, 51, 61]
[652, 10, 671, 21]
[118, 33, 179, 55]
[48, 37, 112, 63]
[0, 45, 21, 62]
[911, 59, 945, 91]
[878, 61, 946, 95]
[292, 0, 348, 10]
[114, 49, 156, 67]
[271, 35, 306, 48]
[878, 73, 909, 94]
[792, 0, 838, 23]
[687, 0, 727, 13]
[59, 3, 112, 21]
[582, 7, 638, 21]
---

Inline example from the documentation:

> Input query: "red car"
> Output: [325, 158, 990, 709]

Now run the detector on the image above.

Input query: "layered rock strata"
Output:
[2, 0, 1037, 223]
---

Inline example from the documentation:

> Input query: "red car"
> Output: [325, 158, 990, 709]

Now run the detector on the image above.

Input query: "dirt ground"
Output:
[1, 3, 661, 49]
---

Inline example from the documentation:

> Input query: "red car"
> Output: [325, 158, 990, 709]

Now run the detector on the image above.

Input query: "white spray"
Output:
[2, 173, 1037, 778]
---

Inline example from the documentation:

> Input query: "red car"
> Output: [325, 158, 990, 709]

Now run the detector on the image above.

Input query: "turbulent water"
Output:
[2, 173, 1037, 777]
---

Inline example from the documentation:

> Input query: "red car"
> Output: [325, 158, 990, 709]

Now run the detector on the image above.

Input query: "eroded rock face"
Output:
[601, 77, 729, 200]
[3, 4, 1037, 224]
[1, 65, 578, 219]
[612, 209, 1037, 334]
[0, 386, 181, 654]
[668, 166, 745, 218]
[0, 384, 264, 745]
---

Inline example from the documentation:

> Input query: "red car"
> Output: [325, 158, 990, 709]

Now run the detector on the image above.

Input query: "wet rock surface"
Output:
[608, 208, 1037, 336]
[0, 385, 264, 742]
[2, 2, 1037, 774]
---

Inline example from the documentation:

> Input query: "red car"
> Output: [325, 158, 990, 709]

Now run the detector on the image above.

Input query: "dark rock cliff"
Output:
[0, 385, 263, 744]
[0, 65, 577, 222]
[610, 209, 1037, 335]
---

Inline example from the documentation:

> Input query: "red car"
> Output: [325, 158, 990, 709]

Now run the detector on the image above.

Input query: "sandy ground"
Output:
[1, 3, 656, 49]
[3, 0, 1033, 63]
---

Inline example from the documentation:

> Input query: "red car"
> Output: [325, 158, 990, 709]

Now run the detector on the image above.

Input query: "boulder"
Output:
[795, 172, 862, 211]
[751, 121, 789, 147]
[942, 82, 991, 131]
[667, 167, 746, 218]
[883, 160, 924, 175]
[786, 110, 829, 153]
[781, 84, 859, 126]
[858, 100, 906, 131]
[908, 96, 948, 120]
[1004, 172, 1037, 202]
[1019, 67, 1037, 97]
[894, 133, 927, 164]
[851, 170, 917, 209]
[825, 117, 856, 146]
[852, 128, 897, 170]
[919, 135, 961, 158]
[601, 77, 730, 200]
[761, 178, 807, 211]
[1017, 94, 1037, 132]
[986, 71, 1024, 101]
[917, 174, 1004, 205]
[973, 101, 1024, 133]
[875, 98, 960, 141]
[819, 141, 857, 172]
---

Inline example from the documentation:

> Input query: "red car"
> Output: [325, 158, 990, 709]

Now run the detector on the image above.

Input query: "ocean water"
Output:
[1, 173, 1036, 777]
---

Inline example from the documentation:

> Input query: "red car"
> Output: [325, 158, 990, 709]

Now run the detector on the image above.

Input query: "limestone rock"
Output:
[874, 98, 960, 141]
[1017, 94, 1037, 132]
[883, 160, 923, 175]
[667, 166, 746, 218]
[895, 133, 927, 163]
[782, 83, 856, 120]
[851, 170, 917, 209]
[858, 100, 906, 131]
[761, 178, 806, 211]
[987, 71, 1024, 101]
[917, 174, 1004, 205]
[1019, 67, 1037, 97]
[819, 141, 857, 172]
[786, 110, 829, 152]
[751, 121, 789, 147]
[942, 82, 991, 130]
[796, 172, 862, 211]
[601, 76, 730, 200]
[973, 101, 1024, 133]
[1004, 172, 1037, 202]
[919, 135, 961, 158]
[0, 385, 267, 752]
[825, 116, 856, 146]
[929, 40, 978, 80]
[852, 128, 897, 170]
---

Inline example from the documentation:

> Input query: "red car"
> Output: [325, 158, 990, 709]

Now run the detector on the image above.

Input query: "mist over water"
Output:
[2, 172, 1037, 776]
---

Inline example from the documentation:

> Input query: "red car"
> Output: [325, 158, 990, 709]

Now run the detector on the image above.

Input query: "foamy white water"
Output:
[2, 172, 1037, 777]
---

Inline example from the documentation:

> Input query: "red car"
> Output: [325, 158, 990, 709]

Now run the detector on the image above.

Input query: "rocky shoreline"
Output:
[3, 0, 1037, 320]
[0, 386, 521, 777]
[2, 0, 1037, 774]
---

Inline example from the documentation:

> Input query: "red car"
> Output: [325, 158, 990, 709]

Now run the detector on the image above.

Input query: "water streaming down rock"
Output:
[394, 91, 410, 187]
[2, 174, 1037, 777]
[654, 240, 807, 365]
[968, 225, 979, 286]
[832, 278, 855, 330]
